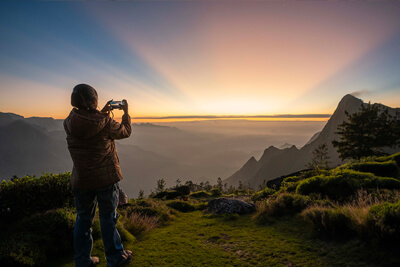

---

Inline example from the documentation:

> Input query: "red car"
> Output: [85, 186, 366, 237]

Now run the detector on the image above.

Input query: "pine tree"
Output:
[307, 143, 331, 169]
[155, 178, 166, 193]
[332, 103, 399, 160]
[216, 177, 223, 191]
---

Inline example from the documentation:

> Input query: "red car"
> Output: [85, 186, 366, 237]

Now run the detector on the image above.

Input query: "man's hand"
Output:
[101, 99, 113, 114]
[122, 99, 129, 115]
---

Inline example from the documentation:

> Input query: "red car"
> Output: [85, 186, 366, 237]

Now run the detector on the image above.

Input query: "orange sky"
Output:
[1, 2, 400, 121]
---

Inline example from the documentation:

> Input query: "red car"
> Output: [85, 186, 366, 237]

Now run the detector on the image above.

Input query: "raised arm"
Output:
[110, 99, 132, 140]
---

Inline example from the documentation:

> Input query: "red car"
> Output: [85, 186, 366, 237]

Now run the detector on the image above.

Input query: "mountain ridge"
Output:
[224, 94, 400, 187]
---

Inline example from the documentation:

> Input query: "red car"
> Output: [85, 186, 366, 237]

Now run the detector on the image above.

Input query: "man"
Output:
[64, 84, 133, 267]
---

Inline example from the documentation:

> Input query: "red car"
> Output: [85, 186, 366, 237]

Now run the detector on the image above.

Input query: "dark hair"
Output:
[71, 84, 98, 111]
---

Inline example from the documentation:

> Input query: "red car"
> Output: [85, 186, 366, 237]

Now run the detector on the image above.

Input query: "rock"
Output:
[207, 198, 256, 215]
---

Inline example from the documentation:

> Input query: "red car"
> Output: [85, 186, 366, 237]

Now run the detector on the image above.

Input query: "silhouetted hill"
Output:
[225, 146, 285, 185]
[0, 112, 24, 126]
[26, 117, 64, 132]
[0, 120, 71, 178]
[225, 156, 258, 185]
[225, 94, 400, 187]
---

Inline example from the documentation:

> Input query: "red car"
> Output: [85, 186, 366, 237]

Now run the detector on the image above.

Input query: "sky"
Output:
[0, 1, 400, 121]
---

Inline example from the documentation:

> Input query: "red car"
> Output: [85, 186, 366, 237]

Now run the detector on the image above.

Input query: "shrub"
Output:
[301, 189, 400, 241]
[120, 199, 173, 223]
[0, 173, 73, 222]
[296, 170, 400, 201]
[0, 208, 75, 266]
[152, 191, 168, 199]
[368, 201, 400, 242]
[349, 161, 399, 178]
[164, 191, 182, 200]
[253, 193, 311, 223]
[280, 181, 300, 193]
[302, 206, 354, 239]
[251, 188, 275, 202]
[174, 185, 190, 196]
[376, 152, 400, 167]
[123, 212, 159, 238]
[153, 188, 190, 200]
[283, 176, 302, 183]
[190, 191, 211, 198]
[210, 188, 222, 197]
[393, 153, 400, 167]
[167, 201, 196, 212]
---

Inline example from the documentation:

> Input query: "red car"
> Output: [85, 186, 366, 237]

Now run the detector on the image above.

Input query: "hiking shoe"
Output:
[90, 256, 100, 266]
[117, 250, 133, 266]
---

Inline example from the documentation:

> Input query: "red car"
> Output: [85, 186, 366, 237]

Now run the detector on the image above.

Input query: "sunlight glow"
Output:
[0, 2, 400, 120]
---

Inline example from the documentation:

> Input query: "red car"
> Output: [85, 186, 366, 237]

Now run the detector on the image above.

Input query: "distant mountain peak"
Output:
[265, 145, 279, 151]
[279, 143, 293, 149]
[342, 94, 359, 101]
[246, 156, 257, 164]
[337, 94, 363, 111]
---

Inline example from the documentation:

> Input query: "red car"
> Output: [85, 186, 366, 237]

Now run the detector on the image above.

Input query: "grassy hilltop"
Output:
[1, 152, 400, 266]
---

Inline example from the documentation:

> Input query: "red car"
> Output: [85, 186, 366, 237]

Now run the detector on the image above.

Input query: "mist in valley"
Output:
[0, 112, 326, 197]
[118, 120, 326, 196]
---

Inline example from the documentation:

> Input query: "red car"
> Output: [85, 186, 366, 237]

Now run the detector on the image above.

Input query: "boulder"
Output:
[207, 198, 256, 215]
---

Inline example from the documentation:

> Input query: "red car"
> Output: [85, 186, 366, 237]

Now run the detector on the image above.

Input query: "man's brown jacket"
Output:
[64, 109, 131, 190]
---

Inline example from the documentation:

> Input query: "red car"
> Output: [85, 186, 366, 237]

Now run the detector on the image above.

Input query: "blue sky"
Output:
[1, 1, 400, 120]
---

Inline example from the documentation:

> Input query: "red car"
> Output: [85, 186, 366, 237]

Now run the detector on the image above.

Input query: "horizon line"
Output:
[133, 114, 332, 120]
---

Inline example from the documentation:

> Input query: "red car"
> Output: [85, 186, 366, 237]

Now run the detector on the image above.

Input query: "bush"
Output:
[210, 188, 222, 197]
[190, 191, 211, 198]
[376, 152, 400, 167]
[152, 191, 168, 199]
[302, 206, 354, 239]
[253, 193, 311, 223]
[0, 208, 75, 266]
[123, 212, 160, 238]
[296, 170, 400, 201]
[120, 199, 173, 223]
[164, 191, 182, 200]
[153, 188, 190, 200]
[251, 188, 275, 202]
[368, 201, 400, 242]
[0, 173, 73, 222]
[280, 181, 300, 193]
[167, 201, 196, 212]
[174, 185, 190, 196]
[349, 161, 399, 178]
[283, 176, 302, 183]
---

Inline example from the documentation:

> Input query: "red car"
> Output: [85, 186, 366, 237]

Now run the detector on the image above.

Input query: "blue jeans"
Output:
[73, 183, 124, 267]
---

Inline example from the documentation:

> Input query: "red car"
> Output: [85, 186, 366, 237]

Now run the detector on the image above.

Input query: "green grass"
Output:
[53, 210, 400, 267]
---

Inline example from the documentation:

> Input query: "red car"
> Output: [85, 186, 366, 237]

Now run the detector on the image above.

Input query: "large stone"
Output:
[207, 198, 256, 215]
